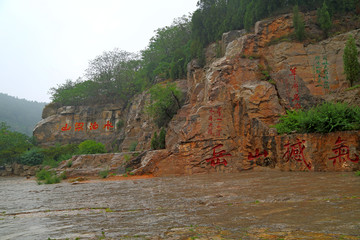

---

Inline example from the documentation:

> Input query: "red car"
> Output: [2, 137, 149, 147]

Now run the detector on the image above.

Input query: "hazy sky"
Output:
[0, 0, 198, 103]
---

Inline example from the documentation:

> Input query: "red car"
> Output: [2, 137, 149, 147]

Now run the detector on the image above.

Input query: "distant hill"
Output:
[0, 93, 46, 136]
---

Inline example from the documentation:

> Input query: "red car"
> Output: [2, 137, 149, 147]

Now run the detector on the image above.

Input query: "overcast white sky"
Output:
[0, 0, 198, 103]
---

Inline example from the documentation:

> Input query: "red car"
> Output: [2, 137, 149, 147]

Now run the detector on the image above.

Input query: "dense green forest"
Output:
[0, 93, 46, 136]
[50, 0, 359, 108]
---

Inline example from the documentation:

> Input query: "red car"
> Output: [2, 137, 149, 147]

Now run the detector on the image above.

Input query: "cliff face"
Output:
[35, 14, 360, 175]
[137, 15, 360, 175]
[34, 80, 187, 152]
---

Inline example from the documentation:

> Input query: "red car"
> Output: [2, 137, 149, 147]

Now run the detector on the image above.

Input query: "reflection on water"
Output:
[0, 172, 359, 239]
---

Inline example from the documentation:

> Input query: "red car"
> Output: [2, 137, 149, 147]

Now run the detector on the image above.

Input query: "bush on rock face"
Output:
[78, 140, 106, 154]
[274, 102, 360, 134]
[18, 148, 45, 166]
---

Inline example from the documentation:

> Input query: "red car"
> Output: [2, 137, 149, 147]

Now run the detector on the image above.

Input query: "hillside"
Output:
[0, 93, 46, 136]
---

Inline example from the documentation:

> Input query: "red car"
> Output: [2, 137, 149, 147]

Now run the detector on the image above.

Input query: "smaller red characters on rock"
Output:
[292, 94, 300, 102]
[89, 122, 99, 131]
[290, 67, 297, 79]
[103, 121, 114, 130]
[61, 123, 71, 131]
[75, 122, 84, 131]
[328, 137, 359, 166]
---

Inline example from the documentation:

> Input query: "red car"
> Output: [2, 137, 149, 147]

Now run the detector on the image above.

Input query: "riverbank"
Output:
[1, 172, 359, 239]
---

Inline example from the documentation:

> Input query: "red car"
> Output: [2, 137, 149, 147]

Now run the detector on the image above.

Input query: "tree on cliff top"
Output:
[343, 35, 360, 87]
[293, 5, 305, 41]
[317, 1, 332, 37]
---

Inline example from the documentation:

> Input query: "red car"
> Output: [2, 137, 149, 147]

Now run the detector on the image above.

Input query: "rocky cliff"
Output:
[35, 13, 360, 176]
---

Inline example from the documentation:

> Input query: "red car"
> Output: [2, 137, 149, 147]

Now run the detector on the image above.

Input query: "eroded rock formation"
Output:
[36, 14, 360, 176]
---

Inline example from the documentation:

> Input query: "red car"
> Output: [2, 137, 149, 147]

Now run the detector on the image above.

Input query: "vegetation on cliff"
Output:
[274, 102, 360, 134]
[146, 82, 184, 128]
[343, 35, 360, 87]
[0, 124, 106, 168]
[49, 0, 359, 109]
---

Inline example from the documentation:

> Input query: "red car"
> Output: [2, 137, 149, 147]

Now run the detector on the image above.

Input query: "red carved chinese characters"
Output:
[61, 123, 71, 131]
[283, 139, 311, 170]
[103, 121, 114, 130]
[208, 107, 222, 136]
[328, 137, 359, 166]
[89, 122, 99, 131]
[75, 122, 84, 131]
[248, 149, 268, 161]
[205, 144, 231, 167]
[290, 67, 302, 109]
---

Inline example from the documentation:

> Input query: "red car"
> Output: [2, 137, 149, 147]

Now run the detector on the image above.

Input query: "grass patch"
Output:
[66, 160, 73, 168]
[345, 84, 360, 91]
[105, 208, 113, 212]
[99, 169, 109, 179]
[355, 171, 360, 176]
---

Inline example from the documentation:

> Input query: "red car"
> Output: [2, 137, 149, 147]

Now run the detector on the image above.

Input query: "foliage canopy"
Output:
[146, 83, 183, 128]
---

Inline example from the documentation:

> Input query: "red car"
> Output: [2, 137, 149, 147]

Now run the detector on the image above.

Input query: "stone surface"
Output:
[34, 80, 187, 152]
[33, 13, 360, 176]
[56, 152, 141, 177]
[0, 163, 40, 177]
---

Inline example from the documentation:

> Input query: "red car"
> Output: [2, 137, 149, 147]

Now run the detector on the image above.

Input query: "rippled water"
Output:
[0, 172, 359, 239]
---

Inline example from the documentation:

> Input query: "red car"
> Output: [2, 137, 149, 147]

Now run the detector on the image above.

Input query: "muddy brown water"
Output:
[0, 172, 359, 240]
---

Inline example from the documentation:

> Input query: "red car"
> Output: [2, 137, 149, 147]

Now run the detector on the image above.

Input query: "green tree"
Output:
[18, 148, 45, 166]
[158, 128, 166, 149]
[146, 83, 183, 128]
[343, 35, 360, 87]
[151, 132, 159, 150]
[49, 49, 142, 106]
[0, 122, 32, 165]
[293, 5, 305, 41]
[244, 1, 255, 32]
[317, 1, 332, 37]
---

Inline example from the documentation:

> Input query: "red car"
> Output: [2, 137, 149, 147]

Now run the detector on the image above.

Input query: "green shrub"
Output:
[151, 132, 159, 150]
[66, 160, 73, 168]
[129, 141, 138, 152]
[59, 171, 67, 180]
[151, 128, 166, 150]
[78, 140, 106, 154]
[18, 148, 45, 166]
[58, 153, 73, 162]
[274, 102, 360, 134]
[36, 169, 60, 184]
[99, 169, 109, 178]
[355, 171, 360, 176]
[158, 128, 166, 149]
[42, 158, 60, 168]
[123, 154, 131, 162]
[42, 143, 78, 162]
[145, 83, 183, 128]
[116, 119, 125, 130]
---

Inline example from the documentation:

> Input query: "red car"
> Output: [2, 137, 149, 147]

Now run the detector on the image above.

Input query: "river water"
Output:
[0, 172, 359, 239]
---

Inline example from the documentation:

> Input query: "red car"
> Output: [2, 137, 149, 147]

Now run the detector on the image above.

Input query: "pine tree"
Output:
[343, 35, 360, 87]
[293, 5, 305, 41]
[244, 2, 254, 32]
[317, 1, 332, 37]
[158, 128, 166, 149]
[151, 132, 159, 150]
